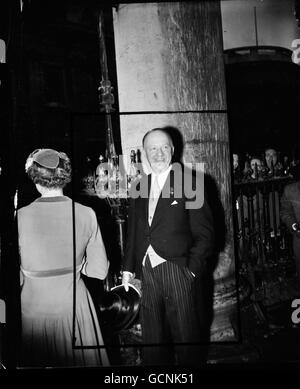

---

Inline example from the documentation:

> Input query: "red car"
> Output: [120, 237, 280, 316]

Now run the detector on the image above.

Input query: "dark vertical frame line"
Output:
[254, 6, 259, 47]
[70, 113, 77, 349]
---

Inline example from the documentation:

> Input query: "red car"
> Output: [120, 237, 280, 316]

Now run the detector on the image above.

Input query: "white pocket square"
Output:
[171, 200, 178, 205]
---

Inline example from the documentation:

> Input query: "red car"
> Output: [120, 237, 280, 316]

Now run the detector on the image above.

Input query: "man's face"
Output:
[144, 131, 174, 174]
[233, 154, 239, 169]
[265, 149, 277, 168]
[250, 158, 262, 172]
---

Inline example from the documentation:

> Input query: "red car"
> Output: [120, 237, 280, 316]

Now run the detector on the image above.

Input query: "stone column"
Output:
[113, 1, 238, 342]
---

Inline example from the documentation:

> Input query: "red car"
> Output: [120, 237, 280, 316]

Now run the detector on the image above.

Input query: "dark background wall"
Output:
[225, 48, 300, 158]
[1, 0, 121, 206]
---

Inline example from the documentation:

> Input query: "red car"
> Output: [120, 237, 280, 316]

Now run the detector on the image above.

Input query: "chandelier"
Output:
[94, 11, 141, 202]
[88, 11, 141, 286]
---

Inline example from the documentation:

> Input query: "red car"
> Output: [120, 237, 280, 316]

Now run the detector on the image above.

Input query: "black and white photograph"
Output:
[1, 0, 300, 379]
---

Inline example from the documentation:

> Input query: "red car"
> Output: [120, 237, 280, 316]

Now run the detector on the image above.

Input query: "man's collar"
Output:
[151, 164, 172, 179]
[151, 165, 172, 189]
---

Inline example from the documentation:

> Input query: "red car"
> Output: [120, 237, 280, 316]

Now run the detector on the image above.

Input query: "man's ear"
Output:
[141, 149, 152, 175]
[141, 148, 148, 165]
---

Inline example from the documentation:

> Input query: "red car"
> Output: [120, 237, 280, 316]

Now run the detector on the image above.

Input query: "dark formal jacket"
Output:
[280, 181, 300, 235]
[123, 168, 215, 279]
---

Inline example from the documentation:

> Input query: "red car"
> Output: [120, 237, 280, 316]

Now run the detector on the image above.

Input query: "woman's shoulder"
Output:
[73, 201, 96, 218]
[17, 201, 37, 216]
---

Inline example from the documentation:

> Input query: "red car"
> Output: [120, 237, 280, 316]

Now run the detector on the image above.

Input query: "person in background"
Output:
[280, 179, 300, 279]
[233, 153, 239, 171]
[264, 147, 283, 177]
[18, 148, 110, 367]
[232, 153, 243, 182]
[249, 157, 263, 180]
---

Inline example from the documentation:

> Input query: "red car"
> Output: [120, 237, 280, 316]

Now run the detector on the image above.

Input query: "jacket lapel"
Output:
[150, 169, 174, 228]
[135, 174, 151, 224]
[146, 174, 151, 222]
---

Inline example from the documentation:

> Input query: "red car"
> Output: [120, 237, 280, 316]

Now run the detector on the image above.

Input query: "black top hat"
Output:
[98, 284, 141, 332]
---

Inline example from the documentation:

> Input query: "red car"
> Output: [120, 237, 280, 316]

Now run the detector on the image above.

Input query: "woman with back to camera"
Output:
[18, 148, 110, 367]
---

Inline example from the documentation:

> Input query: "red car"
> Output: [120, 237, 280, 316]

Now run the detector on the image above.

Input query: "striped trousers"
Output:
[140, 256, 202, 366]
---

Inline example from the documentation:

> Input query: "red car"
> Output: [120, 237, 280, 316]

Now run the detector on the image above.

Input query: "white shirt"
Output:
[152, 165, 172, 194]
[143, 165, 172, 268]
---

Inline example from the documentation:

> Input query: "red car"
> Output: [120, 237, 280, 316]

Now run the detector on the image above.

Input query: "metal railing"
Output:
[233, 175, 295, 303]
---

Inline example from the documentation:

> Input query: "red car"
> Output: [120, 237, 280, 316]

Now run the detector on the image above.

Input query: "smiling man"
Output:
[122, 127, 215, 366]
[144, 129, 174, 174]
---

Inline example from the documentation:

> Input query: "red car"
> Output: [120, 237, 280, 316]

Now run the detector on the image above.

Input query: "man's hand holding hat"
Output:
[121, 271, 135, 292]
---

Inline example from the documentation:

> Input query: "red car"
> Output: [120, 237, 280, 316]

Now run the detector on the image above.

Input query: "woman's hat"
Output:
[33, 149, 60, 169]
[25, 148, 64, 172]
[98, 284, 141, 332]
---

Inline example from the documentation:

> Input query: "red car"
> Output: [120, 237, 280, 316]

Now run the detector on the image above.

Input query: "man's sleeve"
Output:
[187, 194, 215, 277]
[280, 186, 296, 233]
